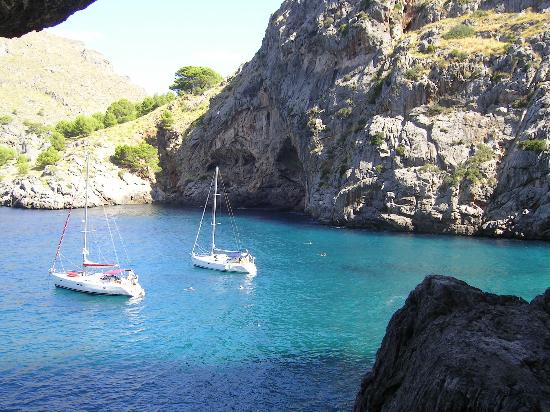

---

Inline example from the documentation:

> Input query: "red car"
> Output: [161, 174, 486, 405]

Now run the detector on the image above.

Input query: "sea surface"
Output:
[0, 205, 549, 411]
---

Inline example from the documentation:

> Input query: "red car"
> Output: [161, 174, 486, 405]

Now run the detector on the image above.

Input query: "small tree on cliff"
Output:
[105, 99, 138, 124]
[36, 147, 61, 169]
[158, 110, 174, 130]
[170, 66, 223, 95]
[111, 142, 160, 177]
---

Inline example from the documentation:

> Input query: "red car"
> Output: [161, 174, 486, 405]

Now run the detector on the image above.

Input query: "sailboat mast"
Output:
[211, 166, 218, 254]
[83, 152, 89, 267]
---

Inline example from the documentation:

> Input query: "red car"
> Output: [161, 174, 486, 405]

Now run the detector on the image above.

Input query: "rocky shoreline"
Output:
[354, 275, 550, 411]
[3, 1, 550, 242]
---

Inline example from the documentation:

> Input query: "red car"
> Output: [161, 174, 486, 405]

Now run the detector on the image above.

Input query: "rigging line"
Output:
[192, 173, 215, 255]
[219, 171, 242, 250]
[103, 205, 120, 267]
[59, 253, 79, 270]
[112, 216, 131, 266]
[50, 209, 72, 273]
[55, 149, 87, 273]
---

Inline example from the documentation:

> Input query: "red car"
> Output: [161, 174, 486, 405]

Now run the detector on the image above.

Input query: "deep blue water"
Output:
[0, 205, 549, 411]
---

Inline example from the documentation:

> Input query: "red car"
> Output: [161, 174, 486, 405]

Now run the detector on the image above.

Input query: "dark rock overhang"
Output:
[0, 0, 97, 38]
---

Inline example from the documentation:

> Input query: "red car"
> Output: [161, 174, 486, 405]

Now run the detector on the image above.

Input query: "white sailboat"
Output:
[49, 154, 144, 297]
[191, 166, 257, 275]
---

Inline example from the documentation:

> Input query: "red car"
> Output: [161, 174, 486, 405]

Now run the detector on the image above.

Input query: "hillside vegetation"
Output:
[0, 85, 217, 208]
[0, 31, 145, 124]
[0, 30, 218, 208]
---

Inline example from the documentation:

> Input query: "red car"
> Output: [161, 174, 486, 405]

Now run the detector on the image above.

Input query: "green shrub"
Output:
[0, 145, 16, 166]
[55, 120, 75, 138]
[103, 112, 118, 128]
[16, 155, 29, 175]
[72, 115, 100, 137]
[427, 103, 452, 116]
[448, 144, 495, 186]
[337, 107, 353, 119]
[137, 92, 176, 117]
[23, 120, 50, 137]
[158, 110, 174, 130]
[105, 99, 138, 124]
[371, 132, 385, 146]
[473, 144, 495, 163]
[36, 147, 61, 169]
[375, 164, 384, 173]
[369, 78, 385, 104]
[111, 143, 160, 176]
[339, 23, 349, 35]
[419, 163, 440, 173]
[323, 17, 335, 27]
[512, 95, 531, 109]
[421, 44, 436, 54]
[442, 24, 475, 40]
[449, 49, 468, 61]
[49, 131, 66, 151]
[396, 145, 406, 157]
[170, 66, 223, 96]
[37, 108, 45, 116]
[55, 116, 100, 138]
[491, 71, 511, 82]
[472, 10, 488, 18]
[356, 11, 369, 21]
[0, 115, 13, 125]
[92, 112, 105, 129]
[518, 139, 547, 152]
[405, 65, 424, 81]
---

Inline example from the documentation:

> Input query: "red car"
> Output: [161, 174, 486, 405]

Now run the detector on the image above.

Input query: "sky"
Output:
[48, 0, 283, 94]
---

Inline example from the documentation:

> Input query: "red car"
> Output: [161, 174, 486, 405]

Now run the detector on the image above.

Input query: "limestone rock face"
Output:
[164, 0, 550, 239]
[0, 0, 96, 38]
[354, 275, 550, 412]
[0, 154, 158, 210]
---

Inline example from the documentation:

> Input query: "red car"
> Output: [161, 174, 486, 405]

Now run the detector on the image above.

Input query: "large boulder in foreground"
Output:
[354, 275, 550, 412]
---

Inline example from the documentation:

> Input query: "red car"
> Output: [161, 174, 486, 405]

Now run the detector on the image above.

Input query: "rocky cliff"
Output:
[354, 275, 550, 411]
[164, 0, 550, 239]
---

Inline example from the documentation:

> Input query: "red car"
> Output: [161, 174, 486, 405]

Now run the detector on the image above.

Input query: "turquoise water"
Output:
[0, 205, 549, 411]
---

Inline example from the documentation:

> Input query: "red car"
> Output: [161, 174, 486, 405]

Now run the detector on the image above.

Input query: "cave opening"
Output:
[275, 137, 306, 210]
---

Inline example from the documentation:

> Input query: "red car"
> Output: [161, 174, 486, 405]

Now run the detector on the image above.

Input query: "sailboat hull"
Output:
[192, 254, 257, 275]
[51, 272, 145, 297]
[192, 167, 257, 275]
